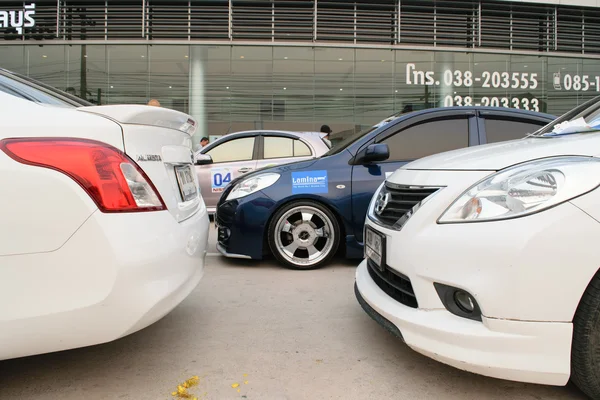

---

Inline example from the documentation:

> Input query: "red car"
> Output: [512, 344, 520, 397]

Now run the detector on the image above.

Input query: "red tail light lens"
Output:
[0, 138, 166, 213]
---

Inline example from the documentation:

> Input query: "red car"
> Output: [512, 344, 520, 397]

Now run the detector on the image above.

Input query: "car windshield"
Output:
[532, 95, 600, 137]
[324, 112, 409, 156]
[325, 126, 378, 156]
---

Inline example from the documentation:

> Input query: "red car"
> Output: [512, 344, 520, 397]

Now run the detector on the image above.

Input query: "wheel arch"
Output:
[569, 266, 600, 322]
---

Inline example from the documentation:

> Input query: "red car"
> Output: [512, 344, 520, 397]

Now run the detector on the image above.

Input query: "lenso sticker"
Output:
[292, 170, 328, 194]
[211, 167, 233, 193]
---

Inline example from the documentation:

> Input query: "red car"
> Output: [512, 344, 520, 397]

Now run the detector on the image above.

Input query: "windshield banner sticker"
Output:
[292, 170, 328, 194]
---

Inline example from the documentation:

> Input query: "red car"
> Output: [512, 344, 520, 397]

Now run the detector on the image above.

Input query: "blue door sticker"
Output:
[292, 170, 328, 194]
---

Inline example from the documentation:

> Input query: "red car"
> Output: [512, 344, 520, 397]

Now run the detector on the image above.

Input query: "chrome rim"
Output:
[274, 205, 335, 267]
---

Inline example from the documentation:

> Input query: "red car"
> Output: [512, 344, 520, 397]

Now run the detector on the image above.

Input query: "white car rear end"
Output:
[0, 92, 208, 360]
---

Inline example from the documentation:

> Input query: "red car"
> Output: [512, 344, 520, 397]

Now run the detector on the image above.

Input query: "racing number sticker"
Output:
[211, 168, 233, 193]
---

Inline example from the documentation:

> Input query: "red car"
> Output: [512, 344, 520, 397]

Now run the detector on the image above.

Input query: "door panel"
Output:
[196, 136, 258, 211]
[350, 114, 475, 243]
[255, 155, 312, 170]
[197, 160, 258, 210]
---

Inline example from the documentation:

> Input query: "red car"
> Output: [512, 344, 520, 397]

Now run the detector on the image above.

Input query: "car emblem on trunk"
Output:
[375, 191, 390, 216]
[137, 154, 162, 162]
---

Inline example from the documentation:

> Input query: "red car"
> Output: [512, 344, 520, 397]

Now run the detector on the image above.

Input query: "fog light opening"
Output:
[434, 282, 482, 322]
[454, 290, 475, 314]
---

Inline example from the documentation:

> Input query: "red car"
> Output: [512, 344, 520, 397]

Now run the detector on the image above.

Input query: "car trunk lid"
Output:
[78, 105, 203, 222]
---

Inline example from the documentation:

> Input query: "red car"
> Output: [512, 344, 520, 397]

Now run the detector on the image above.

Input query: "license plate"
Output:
[365, 227, 385, 272]
[175, 165, 198, 202]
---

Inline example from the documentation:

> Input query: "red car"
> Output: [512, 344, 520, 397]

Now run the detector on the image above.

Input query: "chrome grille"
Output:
[372, 183, 440, 229]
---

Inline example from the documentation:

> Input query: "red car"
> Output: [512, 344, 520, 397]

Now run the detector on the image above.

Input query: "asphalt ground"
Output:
[0, 224, 586, 400]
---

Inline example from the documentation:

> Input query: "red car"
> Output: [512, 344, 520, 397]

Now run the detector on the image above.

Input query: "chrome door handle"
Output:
[238, 167, 253, 173]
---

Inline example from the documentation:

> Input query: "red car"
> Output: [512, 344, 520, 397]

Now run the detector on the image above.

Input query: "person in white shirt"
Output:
[320, 125, 332, 147]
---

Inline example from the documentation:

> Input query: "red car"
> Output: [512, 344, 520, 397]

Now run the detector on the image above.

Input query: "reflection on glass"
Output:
[294, 140, 311, 156]
[26, 46, 66, 91]
[108, 45, 148, 105]
[0, 46, 24, 72]
[2, 44, 600, 140]
[207, 137, 255, 163]
[149, 45, 189, 113]
[314, 48, 355, 129]
[394, 50, 434, 113]
[484, 118, 548, 143]
[355, 49, 394, 121]
[382, 118, 469, 160]
[67, 45, 106, 105]
[264, 136, 294, 158]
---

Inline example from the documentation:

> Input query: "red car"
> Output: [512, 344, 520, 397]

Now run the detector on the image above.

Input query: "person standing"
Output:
[200, 137, 209, 148]
[320, 125, 332, 147]
[147, 99, 161, 107]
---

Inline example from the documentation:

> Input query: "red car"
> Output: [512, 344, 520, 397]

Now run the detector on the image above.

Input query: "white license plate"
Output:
[175, 165, 198, 202]
[365, 227, 385, 271]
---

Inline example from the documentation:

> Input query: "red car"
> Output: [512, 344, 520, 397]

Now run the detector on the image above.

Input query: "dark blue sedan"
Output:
[215, 107, 555, 269]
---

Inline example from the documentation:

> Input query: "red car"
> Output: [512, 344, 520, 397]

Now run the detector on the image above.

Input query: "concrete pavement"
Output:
[0, 227, 585, 400]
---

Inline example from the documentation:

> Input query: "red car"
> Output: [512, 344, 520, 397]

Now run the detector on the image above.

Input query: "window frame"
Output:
[477, 110, 554, 144]
[372, 109, 478, 163]
[257, 133, 315, 160]
[204, 134, 260, 164]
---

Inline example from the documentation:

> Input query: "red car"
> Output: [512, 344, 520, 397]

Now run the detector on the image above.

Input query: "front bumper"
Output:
[355, 167, 600, 386]
[356, 260, 572, 385]
[215, 192, 276, 260]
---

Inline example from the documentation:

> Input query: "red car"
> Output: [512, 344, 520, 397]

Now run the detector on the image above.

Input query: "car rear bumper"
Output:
[0, 207, 209, 360]
[355, 259, 572, 386]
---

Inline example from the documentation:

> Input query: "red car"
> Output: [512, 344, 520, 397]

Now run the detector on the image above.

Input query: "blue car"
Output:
[215, 107, 555, 269]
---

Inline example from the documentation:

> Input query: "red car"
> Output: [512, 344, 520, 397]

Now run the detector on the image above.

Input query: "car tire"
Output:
[268, 200, 340, 270]
[571, 271, 600, 399]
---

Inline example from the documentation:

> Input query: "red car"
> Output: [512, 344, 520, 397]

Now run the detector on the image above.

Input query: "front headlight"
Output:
[438, 156, 600, 223]
[226, 173, 280, 201]
[367, 182, 387, 220]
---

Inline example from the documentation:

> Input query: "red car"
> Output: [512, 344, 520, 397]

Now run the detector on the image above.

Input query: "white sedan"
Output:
[0, 78, 208, 360]
[356, 97, 600, 399]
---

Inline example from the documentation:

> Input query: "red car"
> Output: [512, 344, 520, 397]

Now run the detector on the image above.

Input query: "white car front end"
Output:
[355, 129, 600, 387]
[0, 93, 209, 360]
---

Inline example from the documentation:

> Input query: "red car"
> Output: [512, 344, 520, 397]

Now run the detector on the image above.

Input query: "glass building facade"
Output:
[2, 0, 600, 146]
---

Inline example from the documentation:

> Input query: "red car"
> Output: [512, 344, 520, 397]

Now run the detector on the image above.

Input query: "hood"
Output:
[77, 104, 197, 136]
[404, 133, 600, 171]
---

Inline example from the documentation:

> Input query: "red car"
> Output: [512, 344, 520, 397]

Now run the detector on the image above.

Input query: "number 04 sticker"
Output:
[211, 168, 233, 193]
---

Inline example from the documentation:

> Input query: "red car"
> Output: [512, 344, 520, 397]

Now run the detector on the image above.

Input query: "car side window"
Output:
[206, 137, 255, 163]
[264, 136, 312, 159]
[293, 139, 312, 157]
[381, 117, 469, 161]
[484, 118, 547, 143]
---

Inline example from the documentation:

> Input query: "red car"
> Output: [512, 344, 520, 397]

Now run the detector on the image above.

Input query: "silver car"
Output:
[195, 130, 331, 213]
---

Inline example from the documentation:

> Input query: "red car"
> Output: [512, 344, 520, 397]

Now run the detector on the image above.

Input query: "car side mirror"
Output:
[194, 154, 213, 166]
[353, 143, 390, 165]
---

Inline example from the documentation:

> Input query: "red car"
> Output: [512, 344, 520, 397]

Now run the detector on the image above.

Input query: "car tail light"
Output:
[0, 137, 166, 213]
